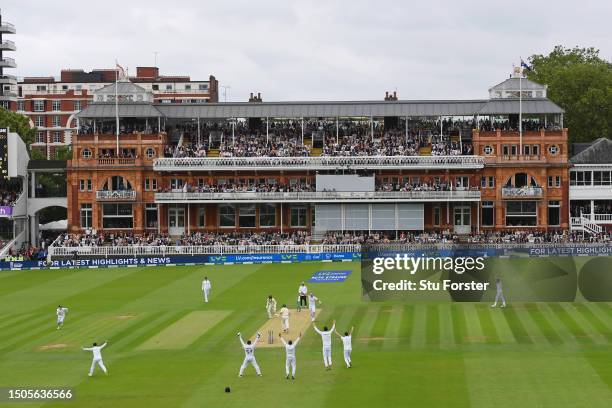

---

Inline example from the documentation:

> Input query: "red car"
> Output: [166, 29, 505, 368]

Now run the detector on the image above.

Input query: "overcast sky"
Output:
[2, 0, 610, 101]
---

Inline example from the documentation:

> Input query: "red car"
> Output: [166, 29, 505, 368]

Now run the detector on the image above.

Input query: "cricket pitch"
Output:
[254, 308, 321, 348]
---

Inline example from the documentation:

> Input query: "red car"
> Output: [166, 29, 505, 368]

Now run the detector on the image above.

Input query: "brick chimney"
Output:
[249, 92, 263, 102]
[384, 91, 398, 101]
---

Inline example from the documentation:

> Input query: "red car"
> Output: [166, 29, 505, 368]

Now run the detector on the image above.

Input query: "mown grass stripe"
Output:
[189, 310, 256, 351]
[437, 303, 455, 348]
[451, 303, 468, 345]
[524, 303, 563, 345]
[565, 304, 609, 344]
[548, 303, 594, 345]
[474, 304, 500, 344]
[0, 313, 93, 355]
[593, 303, 612, 322]
[117, 311, 190, 351]
[584, 302, 612, 333]
[0, 313, 50, 342]
[425, 304, 440, 346]
[410, 304, 427, 348]
[382, 305, 404, 350]
[356, 305, 380, 347]
[537, 303, 578, 345]
[501, 305, 533, 344]
[398, 304, 414, 345]
[463, 304, 486, 344]
[488, 305, 517, 344]
[0, 312, 37, 328]
[514, 304, 552, 346]
[369, 305, 392, 349]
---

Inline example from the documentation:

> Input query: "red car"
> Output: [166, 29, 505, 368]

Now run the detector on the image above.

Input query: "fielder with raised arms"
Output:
[279, 332, 301, 380]
[313, 320, 336, 370]
[335, 326, 354, 368]
[237, 331, 262, 377]
[82, 341, 108, 377]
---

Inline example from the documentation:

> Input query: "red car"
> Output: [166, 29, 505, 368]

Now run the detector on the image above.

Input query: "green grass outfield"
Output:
[1, 261, 612, 407]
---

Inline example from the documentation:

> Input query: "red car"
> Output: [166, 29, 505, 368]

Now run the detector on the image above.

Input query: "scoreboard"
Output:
[0, 127, 7, 178]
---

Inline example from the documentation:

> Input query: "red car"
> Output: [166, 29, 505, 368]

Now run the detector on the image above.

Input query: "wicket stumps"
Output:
[268, 330, 274, 344]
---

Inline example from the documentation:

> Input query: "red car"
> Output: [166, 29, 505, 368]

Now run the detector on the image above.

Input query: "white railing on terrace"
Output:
[48, 241, 612, 259]
[96, 190, 137, 201]
[0, 57, 16, 64]
[48, 244, 361, 258]
[154, 155, 485, 171]
[0, 230, 26, 259]
[501, 187, 543, 198]
[154, 190, 481, 202]
[583, 214, 612, 223]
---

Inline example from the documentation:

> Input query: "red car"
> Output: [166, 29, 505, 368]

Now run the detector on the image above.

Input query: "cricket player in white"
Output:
[279, 332, 301, 379]
[279, 304, 290, 332]
[491, 278, 506, 308]
[335, 326, 354, 368]
[298, 282, 308, 311]
[314, 320, 336, 370]
[266, 295, 277, 319]
[82, 341, 108, 376]
[308, 293, 321, 322]
[202, 277, 211, 303]
[56, 305, 68, 330]
[237, 332, 262, 377]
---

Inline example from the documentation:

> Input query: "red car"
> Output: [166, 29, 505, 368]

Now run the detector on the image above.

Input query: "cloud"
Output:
[2, 0, 610, 101]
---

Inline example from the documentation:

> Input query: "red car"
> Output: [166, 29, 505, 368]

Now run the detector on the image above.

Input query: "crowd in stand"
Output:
[376, 180, 455, 192]
[570, 203, 612, 217]
[322, 230, 612, 245]
[54, 231, 312, 247]
[53, 229, 611, 249]
[0, 179, 23, 206]
[158, 181, 315, 193]
[1, 190, 20, 206]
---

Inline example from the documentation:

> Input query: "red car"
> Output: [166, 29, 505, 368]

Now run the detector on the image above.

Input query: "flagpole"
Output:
[519, 60, 522, 157]
[115, 61, 119, 155]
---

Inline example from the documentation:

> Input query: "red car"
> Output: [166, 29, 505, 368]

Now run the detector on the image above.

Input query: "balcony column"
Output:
[301, 117, 304, 145]
[280, 202, 283, 234]
[370, 116, 374, 142]
[476, 202, 480, 234]
[157, 203, 160, 234]
[591, 200, 594, 220]
[336, 117, 339, 143]
[232, 119, 235, 145]
[158, 117, 161, 133]
[405, 116, 408, 143]
[266, 117, 269, 144]
[187, 203, 190, 235]
[197, 117, 201, 145]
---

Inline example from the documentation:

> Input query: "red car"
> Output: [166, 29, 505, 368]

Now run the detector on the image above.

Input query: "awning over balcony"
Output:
[77, 103, 163, 118]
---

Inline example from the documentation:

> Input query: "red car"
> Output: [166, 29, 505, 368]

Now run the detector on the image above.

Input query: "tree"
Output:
[526, 46, 612, 144]
[0, 107, 36, 146]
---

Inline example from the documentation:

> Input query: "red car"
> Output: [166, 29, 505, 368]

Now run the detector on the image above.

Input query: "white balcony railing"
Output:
[501, 187, 543, 198]
[154, 190, 481, 203]
[154, 155, 485, 171]
[96, 190, 136, 201]
[48, 244, 361, 258]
